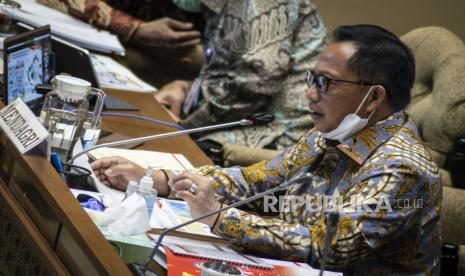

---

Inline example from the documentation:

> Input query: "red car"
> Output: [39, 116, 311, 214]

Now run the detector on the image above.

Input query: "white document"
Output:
[72, 141, 125, 202]
[91, 54, 157, 93]
[0, 0, 125, 55]
[88, 147, 194, 171]
[150, 198, 218, 238]
[76, 146, 194, 202]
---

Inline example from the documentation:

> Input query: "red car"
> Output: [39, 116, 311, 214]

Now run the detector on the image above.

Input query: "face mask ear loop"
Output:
[355, 86, 376, 115]
[367, 108, 376, 121]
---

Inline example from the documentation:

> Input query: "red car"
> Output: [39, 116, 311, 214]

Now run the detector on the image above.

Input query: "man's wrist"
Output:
[208, 202, 224, 232]
[153, 169, 172, 197]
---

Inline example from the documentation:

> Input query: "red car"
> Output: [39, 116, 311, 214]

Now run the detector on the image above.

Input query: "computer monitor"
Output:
[2, 25, 52, 112]
[15, 22, 138, 111]
[16, 22, 100, 88]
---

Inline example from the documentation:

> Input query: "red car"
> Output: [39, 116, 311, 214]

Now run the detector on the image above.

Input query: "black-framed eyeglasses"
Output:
[306, 69, 373, 93]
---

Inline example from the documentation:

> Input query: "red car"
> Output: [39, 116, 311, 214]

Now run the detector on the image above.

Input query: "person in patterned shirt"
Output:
[39, 0, 328, 148]
[37, 0, 205, 84]
[38, 0, 203, 46]
[155, 0, 327, 150]
[91, 25, 441, 275]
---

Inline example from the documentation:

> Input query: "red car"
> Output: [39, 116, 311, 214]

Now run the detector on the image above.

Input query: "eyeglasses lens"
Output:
[307, 70, 328, 93]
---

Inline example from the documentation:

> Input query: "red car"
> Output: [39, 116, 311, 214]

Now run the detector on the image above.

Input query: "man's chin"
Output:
[314, 123, 333, 134]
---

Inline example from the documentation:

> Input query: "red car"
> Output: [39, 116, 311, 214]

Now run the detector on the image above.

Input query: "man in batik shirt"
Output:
[92, 25, 441, 275]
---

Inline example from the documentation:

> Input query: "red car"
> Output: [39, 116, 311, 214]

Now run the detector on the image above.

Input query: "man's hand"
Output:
[154, 80, 190, 117]
[132, 17, 201, 49]
[169, 172, 221, 226]
[90, 157, 145, 191]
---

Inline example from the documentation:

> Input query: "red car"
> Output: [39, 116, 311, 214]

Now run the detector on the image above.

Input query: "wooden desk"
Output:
[0, 91, 212, 275]
[102, 89, 212, 167]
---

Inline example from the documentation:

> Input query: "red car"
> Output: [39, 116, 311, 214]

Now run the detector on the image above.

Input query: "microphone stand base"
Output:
[128, 262, 159, 276]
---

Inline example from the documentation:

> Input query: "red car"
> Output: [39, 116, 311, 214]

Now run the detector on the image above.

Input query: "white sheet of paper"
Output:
[88, 147, 194, 171]
[91, 54, 156, 92]
[2, 0, 124, 55]
[72, 142, 125, 202]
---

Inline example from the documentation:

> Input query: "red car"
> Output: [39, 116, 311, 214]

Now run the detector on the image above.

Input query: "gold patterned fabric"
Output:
[195, 110, 441, 275]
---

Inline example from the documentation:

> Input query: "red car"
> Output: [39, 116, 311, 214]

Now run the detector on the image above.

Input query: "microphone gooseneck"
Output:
[129, 172, 313, 275]
[69, 113, 275, 163]
[318, 213, 340, 276]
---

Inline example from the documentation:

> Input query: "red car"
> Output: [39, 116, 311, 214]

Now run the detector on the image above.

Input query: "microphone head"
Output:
[246, 113, 275, 126]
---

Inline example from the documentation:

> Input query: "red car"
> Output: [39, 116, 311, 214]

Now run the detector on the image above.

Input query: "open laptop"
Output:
[16, 22, 138, 111]
[2, 25, 52, 114]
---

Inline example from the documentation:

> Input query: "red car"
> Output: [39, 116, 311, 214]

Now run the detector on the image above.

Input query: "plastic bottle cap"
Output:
[53, 75, 91, 100]
[139, 164, 156, 192]
[128, 181, 138, 187]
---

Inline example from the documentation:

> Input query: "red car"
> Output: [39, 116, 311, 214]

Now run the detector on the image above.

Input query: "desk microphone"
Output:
[128, 172, 313, 276]
[318, 212, 339, 276]
[69, 113, 274, 163]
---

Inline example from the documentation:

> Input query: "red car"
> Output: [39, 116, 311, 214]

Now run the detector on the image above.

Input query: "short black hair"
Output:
[332, 24, 415, 111]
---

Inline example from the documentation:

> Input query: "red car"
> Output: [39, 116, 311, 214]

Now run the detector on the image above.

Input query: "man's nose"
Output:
[305, 84, 320, 102]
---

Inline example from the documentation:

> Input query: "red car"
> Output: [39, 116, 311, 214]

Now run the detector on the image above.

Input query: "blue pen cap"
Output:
[50, 152, 64, 171]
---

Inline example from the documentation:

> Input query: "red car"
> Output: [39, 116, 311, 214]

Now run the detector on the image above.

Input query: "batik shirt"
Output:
[183, 0, 327, 150]
[194, 111, 441, 275]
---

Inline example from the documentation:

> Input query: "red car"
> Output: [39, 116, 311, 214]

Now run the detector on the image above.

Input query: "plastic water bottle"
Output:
[123, 180, 139, 201]
[136, 165, 158, 218]
[39, 75, 105, 160]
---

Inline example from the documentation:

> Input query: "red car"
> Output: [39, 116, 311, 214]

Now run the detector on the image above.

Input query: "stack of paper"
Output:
[148, 235, 342, 275]
[91, 54, 156, 92]
[0, 0, 125, 55]
[150, 198, 217, 238]
[88, 147, 194, 171]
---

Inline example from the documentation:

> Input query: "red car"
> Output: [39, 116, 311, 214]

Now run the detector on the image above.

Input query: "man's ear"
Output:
[367, 85, 387, 112]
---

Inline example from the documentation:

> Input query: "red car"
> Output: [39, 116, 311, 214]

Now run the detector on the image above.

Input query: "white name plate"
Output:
[0, 99, 49, 154]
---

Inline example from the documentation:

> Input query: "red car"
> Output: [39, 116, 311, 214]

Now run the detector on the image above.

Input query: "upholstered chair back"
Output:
[402, 26, 465, 167]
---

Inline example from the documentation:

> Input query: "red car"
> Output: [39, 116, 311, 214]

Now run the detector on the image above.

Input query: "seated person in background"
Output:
[155, 0, 327, 151]
[91, 25, 441, 275]
[38, 0, 205, 85]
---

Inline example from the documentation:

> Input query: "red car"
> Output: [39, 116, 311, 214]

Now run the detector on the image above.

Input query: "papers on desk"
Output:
[88, 147, 194, 171]
[0, 0, 125, 55]
[151, 198, 218, 238]
[81, 146, 194, 202]
[148, 235, 342, 275]
[91, 54, 157, 93]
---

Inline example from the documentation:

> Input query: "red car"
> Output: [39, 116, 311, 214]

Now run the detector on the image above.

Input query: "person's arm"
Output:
[194, 130, 324, 206]
[90, 157, 172, 196]
[37, 0, 140, 42]
[207, 161, 440, 269]
[154, 80, 192, 120]
[131, 18, 201, 48]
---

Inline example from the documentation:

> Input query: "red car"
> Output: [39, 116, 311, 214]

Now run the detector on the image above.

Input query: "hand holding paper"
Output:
[91, 156, 146, 191]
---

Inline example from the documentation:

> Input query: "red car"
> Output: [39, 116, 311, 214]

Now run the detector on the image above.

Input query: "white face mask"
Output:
[172, 0, 203, 12]
[322, 86, 376, 142]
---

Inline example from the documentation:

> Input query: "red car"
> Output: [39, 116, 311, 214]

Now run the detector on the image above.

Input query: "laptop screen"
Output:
[3, 25, 52, 111]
